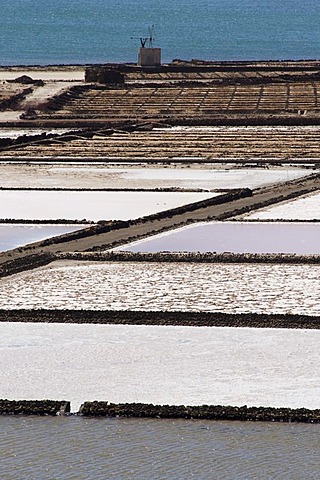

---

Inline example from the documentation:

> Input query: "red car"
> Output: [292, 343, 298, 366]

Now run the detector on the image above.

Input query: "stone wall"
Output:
[61, 251, 320, 265]
[0, 399, 319, 421]
[0, 253, 55, 278]
[78, 401, 320, 423]
[85, 66, 125, 84]
[0, 399, 70, 415]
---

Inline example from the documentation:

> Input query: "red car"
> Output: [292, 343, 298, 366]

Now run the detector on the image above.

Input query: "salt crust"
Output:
[244, 191, 320, 220]
[0, 163, 308, 190]
[0, 322, 319, 412]
[0, 191, 214, 221]
[0, 261, 319, 315]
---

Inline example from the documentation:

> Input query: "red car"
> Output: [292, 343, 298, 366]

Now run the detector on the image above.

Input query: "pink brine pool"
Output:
[115, 221, 320, 255]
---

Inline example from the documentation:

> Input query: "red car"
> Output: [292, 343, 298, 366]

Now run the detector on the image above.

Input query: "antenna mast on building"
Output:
[131, 25, 155, 48]
[131, 25, 161, 67]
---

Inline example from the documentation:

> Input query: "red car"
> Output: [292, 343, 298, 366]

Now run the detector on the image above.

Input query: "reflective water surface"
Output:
[118, 221, 320, 254]
[1, 416, 319, 480]
[0, 224, 86, 252]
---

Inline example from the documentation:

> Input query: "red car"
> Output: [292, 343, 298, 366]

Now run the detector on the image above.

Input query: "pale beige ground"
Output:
[0, 162, 310, 190]
[0, 68, 84, 122]
[0, 69, 85, 82]
[19, 81, 83, 110]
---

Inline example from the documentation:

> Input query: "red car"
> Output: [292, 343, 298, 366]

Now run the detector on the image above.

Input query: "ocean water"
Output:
[0, 0, 320, 65]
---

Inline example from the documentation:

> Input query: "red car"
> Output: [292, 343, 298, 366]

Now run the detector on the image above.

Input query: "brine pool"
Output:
[115, 221, 320, 255]
[0, 224, 86, 252]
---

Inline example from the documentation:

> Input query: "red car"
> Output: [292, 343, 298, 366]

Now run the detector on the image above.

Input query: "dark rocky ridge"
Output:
[78, 402, 320, 423]
[0, 399, 319, 422]
[0, 253, 55, 278]
[0, 87, 33, 111]
[60, 251, 320, 265]
[0, 399, 70, 416]
[0, 309, 319, 330]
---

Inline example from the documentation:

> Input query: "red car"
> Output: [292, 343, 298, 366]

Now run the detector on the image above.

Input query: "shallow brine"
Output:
[114, 221, 320, 255]
[0, 224, 86, 252]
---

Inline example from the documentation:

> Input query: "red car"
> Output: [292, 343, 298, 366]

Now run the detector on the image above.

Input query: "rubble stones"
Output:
[78, 401, 320, 423]
[0, 399, 70, 415]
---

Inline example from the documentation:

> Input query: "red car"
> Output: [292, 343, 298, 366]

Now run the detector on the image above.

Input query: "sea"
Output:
[0, 0, 320, 66]
[1, 1, 320, 478]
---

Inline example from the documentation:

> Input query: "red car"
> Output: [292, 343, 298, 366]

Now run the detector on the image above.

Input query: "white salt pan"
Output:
[0, 323, 319, 412]
[0, 163, 309, 190]
[0, 191, 214, 221]
[244, 191, 320, 220]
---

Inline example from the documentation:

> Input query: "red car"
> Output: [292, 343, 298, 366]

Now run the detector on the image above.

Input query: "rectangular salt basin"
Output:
[243, 191, 320, 220]
[0, 163, 309, 190]
[1, 261, 319, 315]
[0, 224, 86, 252]
[1, 322, 319, 411]
[114, 221, 320, 255]
[0, 191, 214, 221]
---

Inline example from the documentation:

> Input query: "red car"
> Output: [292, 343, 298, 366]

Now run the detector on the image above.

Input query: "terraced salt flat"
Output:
[0, 163, 309, 190]
[0, 191, 214, 221]
[5, 125, 320, 163]
[115, 221, 320, 254]
[0, 224, 86, 252]
[1, 261, 319, 315]
[243, 191, 320, 220]
[1, 322, 320, 411]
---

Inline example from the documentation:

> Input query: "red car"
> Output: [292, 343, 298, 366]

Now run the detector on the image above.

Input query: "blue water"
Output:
[0, 0, 320, 65]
